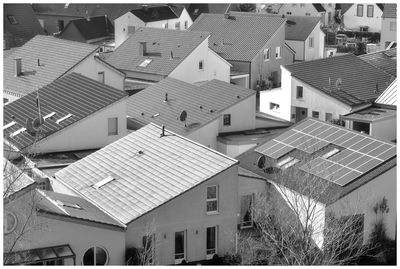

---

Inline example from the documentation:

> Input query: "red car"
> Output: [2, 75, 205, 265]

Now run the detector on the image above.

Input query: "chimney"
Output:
[160, 125, 165, 137]
[170, 51, 173, 59]
[139, 42, 147, 56]
[164, 93, 168, 102]
[37, 58, 41, 66]
[14, 58, 22, 76]
[224, 12, 230, 19]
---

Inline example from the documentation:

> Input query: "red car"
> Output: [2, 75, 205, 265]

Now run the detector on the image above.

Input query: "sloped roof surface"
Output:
[127, 77, 255, 136]
[312, 4, 326, 12]
[130, 5, 178, 22]
[358, 48, 397, 77]
[337, 4, 353, 14]
[383, 4, 397, 18]
[3, 158, 35, 198]
[106, 27, 209, 76]
[3, 35, 98, 96]
[375, 79, 397, 106]
[60, 15, 114, 41]
[187, 3, 237, 21]
[37, 190, 124, 228]
[55, 123, 238, 224]
[284, 54, 394, 106]
[285, 16, 321, 41]
[3, 73, 127, 150]
[189, 12, 286, 61]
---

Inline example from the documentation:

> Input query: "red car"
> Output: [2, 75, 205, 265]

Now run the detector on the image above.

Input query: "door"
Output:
[295, 107, 308, 122]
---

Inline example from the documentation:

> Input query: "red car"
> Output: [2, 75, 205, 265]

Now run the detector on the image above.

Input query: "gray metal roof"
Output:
[285, 16, 321, 41]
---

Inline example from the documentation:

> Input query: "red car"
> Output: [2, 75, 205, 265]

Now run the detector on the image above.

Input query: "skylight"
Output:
[10, 127, 26, 137]
[93, 176, 115, 189]
[277, 156, 294, 167]
[281, 158, 300, 169]
[139, 59, 152, 67]
[56, 114, 72, 124]
[322, 148, 340, 159]
[43, 112, 56, 120]
[57, 200, 82, 209]
[3, 121, 16, 130]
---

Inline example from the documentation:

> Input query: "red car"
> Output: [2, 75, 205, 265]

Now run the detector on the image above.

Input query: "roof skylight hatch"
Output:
[93, 176, 115, 189]
[139, 59, 152, 67]
[56, 114, 72, 124]
[3, 121, 16, 130]
[10, 127, 26, 137]
[281, 158, 300, 169]
[57, 200, 82, 210]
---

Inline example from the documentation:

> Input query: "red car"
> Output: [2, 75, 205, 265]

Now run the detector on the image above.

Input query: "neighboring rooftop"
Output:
[130, 5, 178, 22]
[342, 105, 397, 122]
[3, 72, 127, 151]
[382, 3, 397, 19]
[189, 12, 286, 61]
[55, 123, 238, 224]
[126, 77, 255, 136]
[105, 27, 209, 76]
[3, 35, 98, 96]
[375, 79, 397, 106]
[186, 3, 239, 21]
[312, 3, 326, 13]
[339, 4, 384, 14]
[283, 54, 394, 106]
[237, 118, 396, 205]
[3, 158, 36, 198]
[358, 48, 397, 77]
[58, 15, 114, 41]
[285, 16, 321, 41]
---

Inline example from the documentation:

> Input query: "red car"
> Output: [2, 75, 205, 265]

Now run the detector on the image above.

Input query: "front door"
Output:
[295, 107, 308, 122]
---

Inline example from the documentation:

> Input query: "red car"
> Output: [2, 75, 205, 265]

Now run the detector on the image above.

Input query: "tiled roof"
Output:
[383, 4, 397, 18]
[105, 27, 209, 76]
[3, 158, 35, 198]
[358, 48, 397, 77]
[130, 5, 178, 22]
[337, 4, 353, 14]
[189, 12, 286, 62]
[59, 15, 114, 41]
[127, 77, 255, 136]
[169, 4, 186, 17]
[3, 73, 127, 151]
[312, 4, 326, 12]
[55, 123, 238, 224]
[36, 190, 124, 228]
[284, 54, 394, 106]
[187, 3, 237, 21]
[375, 79, 397, 106]
[285, 16, 321, 41]
[3, 35, 98, 96]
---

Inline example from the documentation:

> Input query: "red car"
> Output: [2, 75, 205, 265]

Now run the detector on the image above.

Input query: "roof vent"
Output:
[179, 110, 187, 127]
[160, 125, 165, 137]
[14, 58, 22, 77]
[164, 93, 168, 102]
[237, 95, 240, 99]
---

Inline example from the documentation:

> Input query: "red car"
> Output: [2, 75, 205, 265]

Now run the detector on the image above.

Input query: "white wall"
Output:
[207, 48, 231, 83]
[343, 4, 383, 32]
[219, 95, 256, 133]
[304, 22, 325, 61]
[217, 140, 257, 158]
[187, 119, 219, 150]
[286, 40, 305, 61]
[370, 116, 397, 141]
[3, 90, 23, 105]
[381, 18, 397, 49]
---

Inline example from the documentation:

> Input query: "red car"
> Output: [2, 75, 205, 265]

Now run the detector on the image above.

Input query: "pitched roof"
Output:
[383, 4, 397, 18]
[59, 15, 114, 41]
[237, 118, 396, 205]
[186, 3, 237, 21]
[168, 4, 186, 17]
[283, 54, 394, 106]
[312, 4, 326, 12]
[3, 35, 98, 96]
[337, 4, 353, 14]
[375, 79, 397, 106]
[189, 12, 286, 61]
[3, 158, 36, 198]
[126, 77, 255, 136]
[358, 48, 397, 77]
[105, 27, 209, 76]
[285, 16, 321, 41]
[130, 5, 178, 22]
[54, 123, 238, 224]
[36, 190, 124, 228]
[3, 73, 127, 151]
[342, 105, 396, 122]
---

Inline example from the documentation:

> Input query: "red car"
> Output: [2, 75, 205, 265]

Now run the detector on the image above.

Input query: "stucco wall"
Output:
[114, 12, 145, 48]
[370, 116, 397, 141]
[219, 94, 256, 133]
[217, 141, 256, 158]
[343, 4, 383, 32]
[304, 22, 325, 61]
[286, 40, 305, 61]
[381, 18, 397, 49]
[187, 119, 219, 150]
[206, 48, 231, 83]
[125, 165, 239, 265]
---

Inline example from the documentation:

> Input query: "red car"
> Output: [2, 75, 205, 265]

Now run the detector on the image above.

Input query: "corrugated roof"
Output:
[312, 4, 326, 12]
[284, 54, 394, 106]
[36, 190, 124, 228]
[55, 123, 238, 224]
[105, 27, 209, 76]
[59, 15, 114, 41]
[358, 48, 397, 77]
[126, 77, 255, 136]
[3, 73, 127, 151]
[189, 12, 286, 62]
[285, 16, 321, 41]
[375, 79, 397, 106]
[3, 158, 35, 198]
[130, 5, 178, 22]
[3, 35, 98, 96]
[383, 4, 397, 18]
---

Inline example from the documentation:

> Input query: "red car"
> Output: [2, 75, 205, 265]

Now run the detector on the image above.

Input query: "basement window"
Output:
[93, 176, 115, 189]
[139, 59, 152, 67]
[56, 114, 72, 124]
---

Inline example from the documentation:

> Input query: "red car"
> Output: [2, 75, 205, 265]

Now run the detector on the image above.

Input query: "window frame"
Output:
[312, 111, 320, 119]
[107, 117, 118, 136]
[199, 60, 204, 70]
[309, 37, 314, 48]
[269, 102, 280, 112]
[263, 47, 271, 61]
[367, 5, 374, 17]
[357, 4, 363, 17]
[296, 86, 303, 99]
[325, 112, 333, 122]
[98, 71, 105, 84]
[223, 114, 231, 126]
[184, 20, 188, 29]
[7, 15, 18, 25]
[4, 211, 18, 234]
[389, 21, 396, 31]
[206, 185, 218, 214]
[206, 226, 218, 259]
[82, 246, 109, 265]
[240, 194, 254, 229]
[174, 230, 186, 264]
[175, 21, 180, 30]
[275, 46, 282, 59]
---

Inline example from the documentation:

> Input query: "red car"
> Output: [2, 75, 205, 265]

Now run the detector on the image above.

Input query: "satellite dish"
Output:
[179, 110, 187, 122]
[257, 155, 266, 169]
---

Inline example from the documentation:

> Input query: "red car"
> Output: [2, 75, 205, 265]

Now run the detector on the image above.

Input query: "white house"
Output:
[341, 3, 384, 32]
[3, 73, 127, 158]
[380, 4, 397, 50]
[52, 123, 239, 265]
[266, 3, 330, 26]
[114, 5, 192, 48]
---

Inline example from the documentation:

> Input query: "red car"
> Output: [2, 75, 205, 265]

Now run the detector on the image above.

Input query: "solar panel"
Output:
[349, 137, 375, 151]
[347, 155, 372, 170]
[282, 132, 306, 145]
[301, 121, 323, 134]
[368, 143, 393, 158]
[275, 129, 297, 141]
[328, 167, 353, 182]
[255, 139, 279, 154]
[315, 163, 343, 179]
[324, 128, 347, 143]
[293, 119, 317, 132]
[358, 140, 382, 154]
[377, 146, 396, 160]
[334, 170, 363, 186]
[356, 158, 383, 173]
[332, 132, 354, 146]
[255, 140, 294, 159]
[270, 145, 294, 159]
[315, 126, 336, 139]
[341, 135, 364, 148]
[297, 138, 328, 153]
[308, 124, 330, 136]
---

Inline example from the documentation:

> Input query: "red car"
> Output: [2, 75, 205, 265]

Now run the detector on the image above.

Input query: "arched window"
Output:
[82, 246, 108, 265]
[4, 211, 18, 234]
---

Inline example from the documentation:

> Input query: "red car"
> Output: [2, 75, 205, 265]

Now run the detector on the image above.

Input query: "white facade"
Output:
[342, 4, 383, 32]
[381, 17, 397, 49]
[187, 120, 220, 150]
[346, 115, 397, 142]
[271, 4, 327, 25]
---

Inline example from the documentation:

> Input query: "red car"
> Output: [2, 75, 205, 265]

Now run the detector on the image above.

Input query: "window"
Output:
[108, 117, 118, 136]
[312, 111, 319, 119]
[163, 22, 168, 29]
[97, 72, 104, 84]
[7, 15, 17, 25]
[82, 246, 108, 265]
[240, 195, 253, 228]
[325, 113, 333, 122]
[300, 3, 305, 8]
[206, 185, 218, 213]
[263, 48, 270, 61]
[292, 4, 297, 7]
[309, 37, 314, 48]
[275, 46, 282, 59]
[223, 114, 231, 126]
[4, 211, 18, 234]
[305, 12, 311, 16]
[142, 235, 154, 264]
[296, 86, 303, 99]
[367, 5, 374, 17]
[357, 4, 363, 17]
[269, 102, 280, 111]
[175, 231, 185, 263]
[184, 20, 188, 29]
[390, 22, 396, 31]
[139, 58, 152, 67]
[57, 20, 64, 31]
[175, 21, 180, 30]
[206, 226, 217, 259]
[353, 121, 370, 134]
[199, 60, 204, 70]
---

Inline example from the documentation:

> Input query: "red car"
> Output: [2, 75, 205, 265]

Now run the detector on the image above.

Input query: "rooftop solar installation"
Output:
[255, 118, 396, 187]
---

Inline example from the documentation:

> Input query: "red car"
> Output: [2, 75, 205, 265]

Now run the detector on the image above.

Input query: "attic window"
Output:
[322, 148, 340, 159]
[43, 112, 56, 120]
[3, 121, 16, 130]
[281, 158, 300, 169]
[57, 200, 82, 209]
[93, 176, 115, 189]
[56, 114, 72, 124]
[10, 127, 26, 137]
[277, 156, 294, 168]
[139, 59, 152, 67]
[7, 15, 17, 25]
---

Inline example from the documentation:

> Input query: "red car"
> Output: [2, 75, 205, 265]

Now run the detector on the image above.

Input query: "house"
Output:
[105, 27, 231, 85]
[285, 16, 325, 61]
[186, 3, 240, 22]
[56, 15, 114, 45]
[3, 72, 127, 158]
[358, 48, 397, 77]
[238, 117, 396, 247]
[340, 3, 384, 32]
[3, 35, 125, 103]
[189, 12, 295, 95]
[259, 53, 394, 123]
[126, 77, 256, 156]
[3, 4, 46, 49]
[114, 5, 192, 48]
[52, 123, 239, 265]
[380, 4, 397, 50]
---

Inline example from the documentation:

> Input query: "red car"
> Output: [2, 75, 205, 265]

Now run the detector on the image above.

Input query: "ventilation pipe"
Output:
[14, 58, 22, 76]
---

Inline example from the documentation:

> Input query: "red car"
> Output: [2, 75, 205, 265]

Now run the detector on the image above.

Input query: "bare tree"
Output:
[126, 219, 158, 265]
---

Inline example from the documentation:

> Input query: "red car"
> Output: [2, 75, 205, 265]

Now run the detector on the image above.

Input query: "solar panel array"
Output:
[255, 118, 396, 187]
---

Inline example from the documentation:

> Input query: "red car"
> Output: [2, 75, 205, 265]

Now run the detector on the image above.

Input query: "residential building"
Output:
[285, 16, 325, 61]
[340, 4, 384, 32]
[260, 54, 394, 123]
[189, 12, 295, 92]
[267, 3, 331, 26]
[114, 5, 192, 48]
[126, 77, 256, 156]
[358, 48, 397, 77]
[381, 4, 397, 50]
[3, 72, 127, 158]
[3, 4, 46, 49]
[238, 117, 396, 247]
[105, 27, 231, 85]
[186, 3, 240, 22]
[53, 123, 239, 265]
[3, 35, 125, 103]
